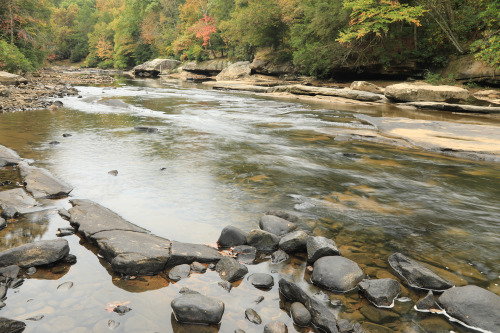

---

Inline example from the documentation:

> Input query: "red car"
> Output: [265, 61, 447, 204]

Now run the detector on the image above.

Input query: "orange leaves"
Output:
[189, 15, 217, 47]
[96, 37, 114, 60]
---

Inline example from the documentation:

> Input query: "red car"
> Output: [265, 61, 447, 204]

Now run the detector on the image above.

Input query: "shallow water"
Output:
[0, 78, 499, 332]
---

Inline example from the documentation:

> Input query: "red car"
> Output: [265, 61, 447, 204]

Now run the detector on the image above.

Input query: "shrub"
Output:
[0, 41, 34, 72]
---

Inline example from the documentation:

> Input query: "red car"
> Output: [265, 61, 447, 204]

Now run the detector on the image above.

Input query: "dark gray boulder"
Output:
[169, 242, 222, 266]
[388, 253, 453, 291]
[0, 239, 69, 268]
[244, 308, 262, 324]
[415, 290, 435, 311]
[312, 256, 364, 292]
[1, 206, 18, 219]
[271, 249, 289, 264]
[19, 163, 73, 199]
[0, 189, 39, 214]
[216, 257, 248, 282]
[233, 245, 257, 264]
[279, 231, 308, 253]
[358, 279, 401, 307]
[265, 210, 299, 223]
[259, 215, 297, 236]
[0, 317, 26, 333]
[290, 302, 311, 326]
[279, 279, 339, 333]
[218, 226, 247, 247]
[246, 229, 279, 251]
[168, 264, 191, 282]
[307, 236, 340, 264]
[248, 273, 274, 289]
[0, 217, 5, 230]
[190, 261, 207, 273]
[0, 145, 21, 167]
[437, 285, 500, 332]
[263, 321, 288, 333]
[171, 294, 224, 325]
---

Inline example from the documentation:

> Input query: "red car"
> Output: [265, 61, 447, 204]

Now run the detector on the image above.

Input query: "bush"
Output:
[97, 59, 114, 69]
[0, 41, 34, 72]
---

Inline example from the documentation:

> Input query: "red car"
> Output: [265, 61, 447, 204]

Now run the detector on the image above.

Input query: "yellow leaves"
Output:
[96, 37, 114, 60]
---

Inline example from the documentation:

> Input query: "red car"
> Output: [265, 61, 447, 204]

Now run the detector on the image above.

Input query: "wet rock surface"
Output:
[307, 236, 341, 264]
[312, 256, 364, 292]
[0, 317, 26, 333]
[248, 273, 274, 289]
[271, 249, 289, 264]
[415, 290, 435, 311]
[232, 245, 257, 264]
[218, 225, 248, 247]
[169, 242, 222, 266]
[19, 163, 73, 199]
[246, 229, 280, 251]
[290, 302, 311, 326]
[0, 217, 6, 230]
[134, 126, 158, 133]
[171, 293, 225, 325]
[244, 308, 262, 324]
[259, 215, 297, 236]
[279, 230, 308, 253]
[215, 257, 248, 282]
[168, 264, 191, 282]
[263, 321, 288, 333]
[190, 261, 206, 273]
[0, 145, 21, 167]
[358, 279, 401, 307]
[0, 188, 39, 214]
[388, 253, 453, 291]
[1, 206, 18, 219]
[437, 285, 500, 332]
[0, 239, 69, 268]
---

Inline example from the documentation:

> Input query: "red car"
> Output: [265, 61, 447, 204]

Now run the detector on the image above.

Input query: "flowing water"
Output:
[0, 78, 499, 333]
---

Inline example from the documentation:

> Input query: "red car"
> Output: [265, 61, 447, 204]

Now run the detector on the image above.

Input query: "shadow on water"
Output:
[0, 78, 498, 332]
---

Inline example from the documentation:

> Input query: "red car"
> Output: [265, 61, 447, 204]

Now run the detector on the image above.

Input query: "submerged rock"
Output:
[248, 273, 274, 289]
[1, 206, 19, 219]
[218, 280, 232, 292]
[19, 163, 73, 199]
[171, 294, 224, 325]
[134, 126, 158, 133]
[415, 290, 435, 311]
[290, 302, 311, 327]
[0, 317, 26, 333]
[232, 245, 257, 264]
[312, 256, 364, 292]
[216, 257, 248, 282]
[0, 239, 69, 268]
[259, 215, 297, 236]
[190, 261, 206, 273]
[279, 230, 308, 253]
[0, 188, 39, 214]
[265, 210, 299, 223]
[0, 265, 20, 281]
[437, 285, 500, 332]
[306, 236, 340, 264]
[388, 253, 453, 291]
[358, 279, 401, 308]
[168, 264, 191, 282]
[271, 249, 289, 264]
[0, 218, 6, 230]
[217, 226, 247, 247]
[244, 308, 262, 324]
[263, 321, 288, 333]
[0, 145, 21, 167]
[246, 229, 280, 251]
[113, 305, 131, 315]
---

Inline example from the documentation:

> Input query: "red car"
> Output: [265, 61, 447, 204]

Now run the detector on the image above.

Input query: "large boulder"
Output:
[215, 257, 248, 282]
[246, 229, 280, 251]
[0, 317, 26, 333]
[19, 163, 73, 199]
[259, 215, 297, 236]
[388, 253, 453, 291]
[132, 59, 181, 77]
[350, 81, 384, 94]
[216, 62, 251, 81]
[0, 239, 69, 268]
[384, 83, 470, 103]
[312, 256, 364, 292]
[0, 71, 28, 86]
[271, 85, 384, 102]
[0, 188, 39, 214]
[169, 242, 222, 266]
[441, 54, 500, 85]
[217, 225, 247, 247]
[250, 54, 294, 76]
[306, 236, 340, 264]
[0, 145, 21, 167]
[171, 293, 224, 325]
[437, 285, 500, 332]
[183, 60, 232, 75]
[279, 230, 308, 253]
[357, 279, 401, 308]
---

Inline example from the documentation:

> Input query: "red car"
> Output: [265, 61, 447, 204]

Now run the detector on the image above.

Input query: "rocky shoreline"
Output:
[1, 143, 500, 332]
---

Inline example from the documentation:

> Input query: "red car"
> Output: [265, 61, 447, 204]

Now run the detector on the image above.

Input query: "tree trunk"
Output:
[9, 0, 14, 45]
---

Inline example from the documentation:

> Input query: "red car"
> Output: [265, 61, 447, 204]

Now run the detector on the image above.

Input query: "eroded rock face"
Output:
[259, 215, 297, 236]
[216, 62, 251, 81]
[19, 163, 73, 199]
[358, 279, 401, 308]
[437, 285, 500, 332]
[0, 71, 28, 86]
[388, 253, 453, 291]
[183, 60, 232, 75]
[0, 145, 21, 167]
[171, 294, 224, 325]
[385, 83, 470, 103]
[350, 81, 384, 94]
[132, 59, 181, 76]
[0, 239, 69, 268]
[312, 256, 364, 292]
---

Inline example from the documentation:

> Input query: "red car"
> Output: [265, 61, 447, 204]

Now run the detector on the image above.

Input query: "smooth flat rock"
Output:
[233, 245, 257, 264]
[171, 294, 224, 325]
[437, 285, 500, 332]
[217, 225, 247, 247]
[19, 163, 73, 199]
[0, 317, 26, 333]
[259, 215, 297, 236]
[68, 199, 148, 238]
[312, 256, 364, 292]
[168, 264, 191, 282]
[279, 230, 308, 253]
[415, 290, 435, 311]
[245, 308, 262, 324]
[248, 273, 274, 289]
[92, 230, 171, 276]
[215, 257, 248, 282]
[0, 188, 39, 214]
[385, 83, 470, 103]
[0, 145, 21, 167]
[263, 321, 288, 333]
[246, 229, 280, 251]
[272, 85, 384, 102]
[404, 101, 500, 114]
[290, 302, 311, 327]
[388, 253, 453, 291]
[358, 279, 401, 308]
[279, 279, 339, 333]
[0, 239, 69, 268]
[169, 242, 222, 267]
[307, 236, 340, 264]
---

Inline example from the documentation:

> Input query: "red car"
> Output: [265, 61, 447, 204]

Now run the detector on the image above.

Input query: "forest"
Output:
[0, 0, 498, 78]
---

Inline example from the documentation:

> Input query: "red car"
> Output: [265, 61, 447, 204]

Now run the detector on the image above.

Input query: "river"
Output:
[0, 77, 499, 332]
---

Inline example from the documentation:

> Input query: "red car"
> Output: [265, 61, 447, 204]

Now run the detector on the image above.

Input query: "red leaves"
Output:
[189, 15, 217, 47]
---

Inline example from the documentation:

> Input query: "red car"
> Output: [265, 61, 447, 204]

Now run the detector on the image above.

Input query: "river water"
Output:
[0, 78, 499, 332]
